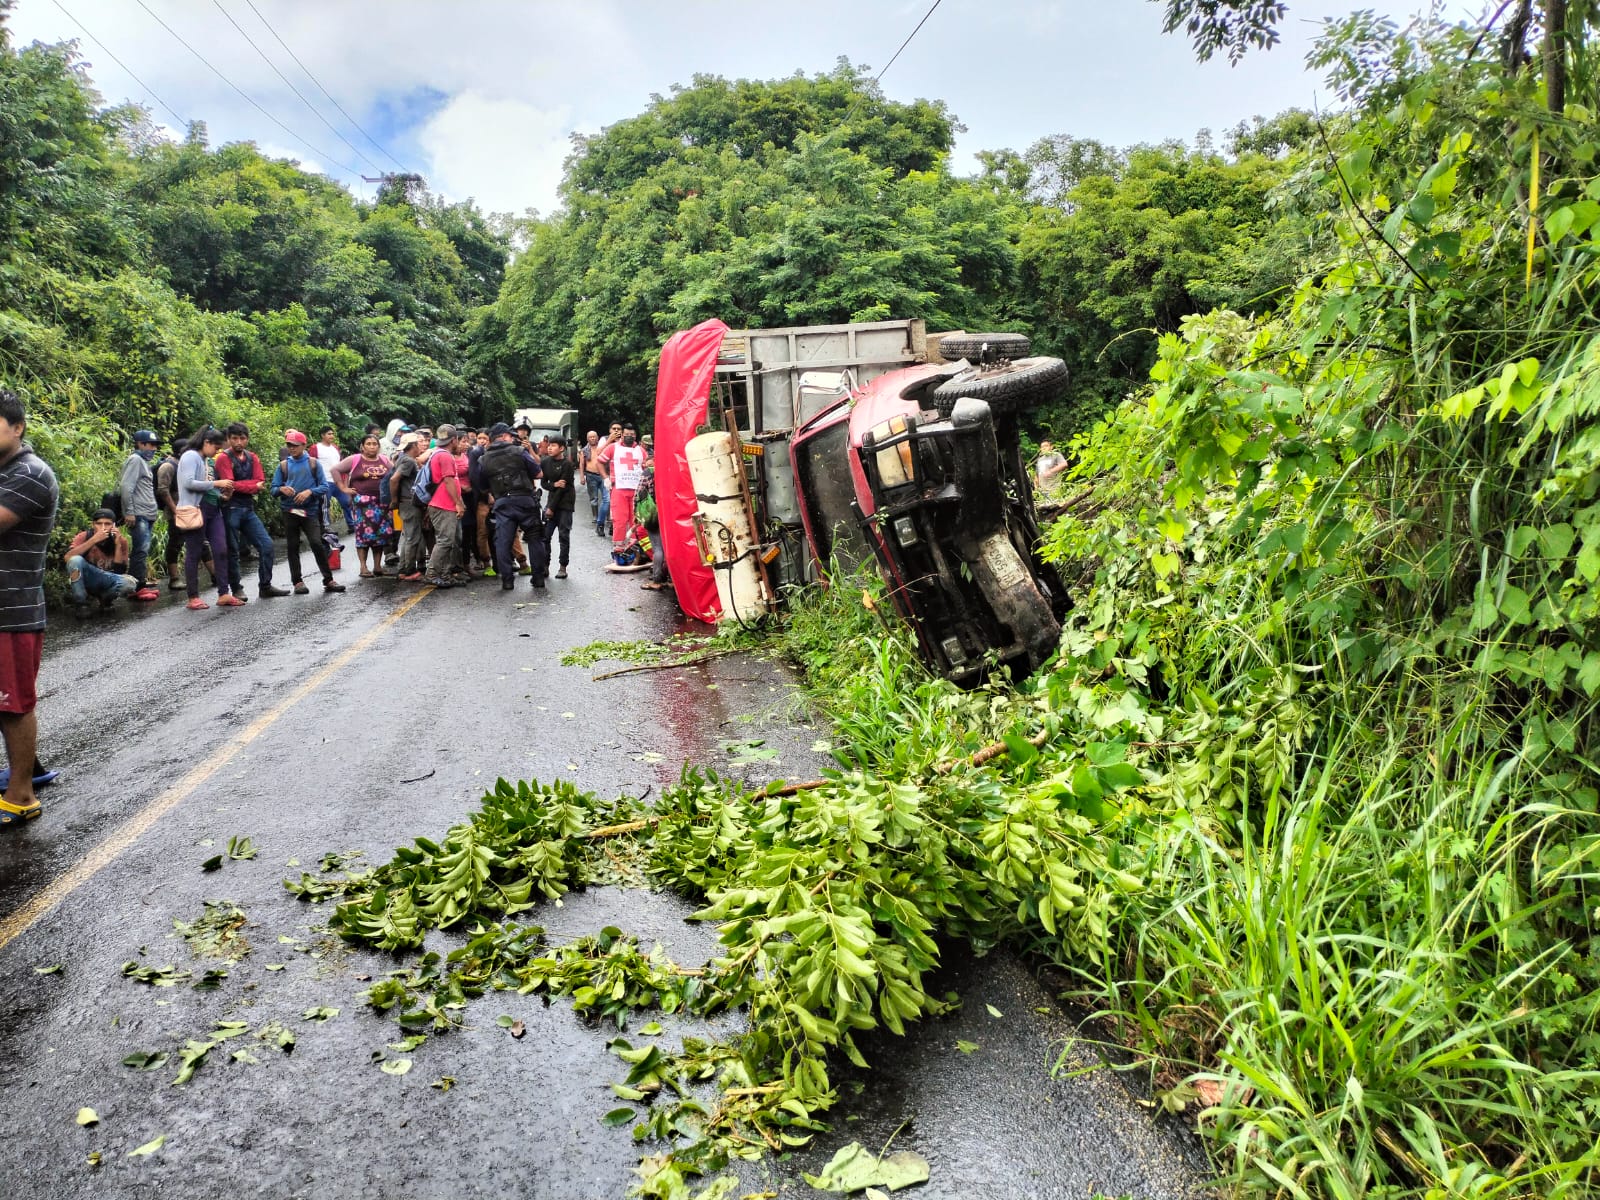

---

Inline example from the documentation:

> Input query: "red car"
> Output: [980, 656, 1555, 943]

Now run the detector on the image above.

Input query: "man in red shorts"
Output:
[0, 389, 60, 826]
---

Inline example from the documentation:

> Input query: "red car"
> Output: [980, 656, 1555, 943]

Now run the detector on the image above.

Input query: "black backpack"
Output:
[101, 489, 124, 521]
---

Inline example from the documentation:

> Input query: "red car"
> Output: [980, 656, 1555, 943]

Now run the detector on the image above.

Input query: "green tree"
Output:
[1018, 138, 1300, 431]
[485, 65, 1017, 422]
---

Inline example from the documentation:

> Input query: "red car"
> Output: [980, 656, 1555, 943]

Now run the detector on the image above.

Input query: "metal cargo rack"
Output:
[708, 320, 928, 591]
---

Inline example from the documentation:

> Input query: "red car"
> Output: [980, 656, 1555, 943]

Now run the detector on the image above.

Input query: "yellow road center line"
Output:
[0, 586, 434, 954]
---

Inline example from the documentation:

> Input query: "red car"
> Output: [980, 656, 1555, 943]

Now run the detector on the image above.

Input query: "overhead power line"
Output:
[815, 0, 944, 152]
[211, 0, 381, 173]
[132, 0, 363, 175]
[875, 0, 943, 84]
[240, 0, 409, 174]
[51, 0, 188, 129]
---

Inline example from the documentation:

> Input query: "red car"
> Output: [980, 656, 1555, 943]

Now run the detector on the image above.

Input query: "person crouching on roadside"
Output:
[176, 427, 240, 611]
[64, 508, 137, 616]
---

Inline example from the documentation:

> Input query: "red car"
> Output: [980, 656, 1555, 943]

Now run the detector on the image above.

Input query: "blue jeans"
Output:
[223, 505, 275, 593]
[128, 516, 153, 586]
[589, 475, 610, 533]
[67, 555, 136, 605]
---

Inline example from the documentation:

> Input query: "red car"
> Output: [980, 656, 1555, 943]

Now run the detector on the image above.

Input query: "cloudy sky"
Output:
[11, 0, 1452, 217]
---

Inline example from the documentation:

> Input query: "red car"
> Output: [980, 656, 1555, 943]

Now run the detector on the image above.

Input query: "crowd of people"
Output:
[81, 416, 662, 613]
[0, 388, 670, 826]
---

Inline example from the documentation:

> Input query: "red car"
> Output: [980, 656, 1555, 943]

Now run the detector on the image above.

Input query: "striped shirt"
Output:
[0, 444, 60, 632]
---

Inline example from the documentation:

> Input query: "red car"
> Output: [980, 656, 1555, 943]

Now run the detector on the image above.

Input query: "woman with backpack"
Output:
[332, 432, 395, 578]
[175, 427, 239, 611]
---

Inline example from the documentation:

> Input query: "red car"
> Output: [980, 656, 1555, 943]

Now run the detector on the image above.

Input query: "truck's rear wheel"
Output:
[933, 356, 1068, 418]
[939, 332, 1031, 365]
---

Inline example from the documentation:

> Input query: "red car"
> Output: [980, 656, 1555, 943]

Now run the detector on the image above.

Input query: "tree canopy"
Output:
[0, 16, 511, 544]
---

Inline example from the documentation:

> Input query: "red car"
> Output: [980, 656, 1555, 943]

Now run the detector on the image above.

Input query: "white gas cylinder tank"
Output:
[686, 431, 773, 623]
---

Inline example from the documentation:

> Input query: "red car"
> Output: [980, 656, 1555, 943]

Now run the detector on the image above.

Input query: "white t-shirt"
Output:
[1035, 452, 1066, 491]
[612, 444, 647, 491]
[312, 442, 341, 475]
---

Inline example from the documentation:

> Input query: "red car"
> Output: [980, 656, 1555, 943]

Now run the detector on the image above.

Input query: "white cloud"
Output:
[257, 142, 323, 178]
[416, 92, 575, 218]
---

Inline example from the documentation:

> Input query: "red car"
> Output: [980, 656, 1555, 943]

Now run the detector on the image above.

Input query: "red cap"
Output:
[284, 429, 308, 445]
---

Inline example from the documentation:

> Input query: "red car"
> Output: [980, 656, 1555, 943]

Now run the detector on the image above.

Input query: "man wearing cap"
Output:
[63, 508, 139, 615]
[269, 430, 344, 594]
[480, 423, 546, 590]
[119, 429, 162, 599]
[391, 432, 428, 580]
[422, 424, 468, 586]
[540, 435, 577, 580]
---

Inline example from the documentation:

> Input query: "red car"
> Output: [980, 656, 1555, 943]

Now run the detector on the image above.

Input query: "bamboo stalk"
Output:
[585, 816, 663, 839]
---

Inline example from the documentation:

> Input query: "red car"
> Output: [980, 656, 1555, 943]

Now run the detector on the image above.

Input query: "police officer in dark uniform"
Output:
[480, 423, 547, 589]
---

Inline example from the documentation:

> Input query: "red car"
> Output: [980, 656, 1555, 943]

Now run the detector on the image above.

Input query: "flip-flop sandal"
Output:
[0, 766, 58, 789]
[0, 798, 41, 825]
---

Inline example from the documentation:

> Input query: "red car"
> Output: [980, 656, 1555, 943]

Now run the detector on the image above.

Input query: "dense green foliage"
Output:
[0, 16, 508, 557]
[488, 60, 1315, 436]
[1012, 135, 1309, 431]
[482, 63, 1022, 417]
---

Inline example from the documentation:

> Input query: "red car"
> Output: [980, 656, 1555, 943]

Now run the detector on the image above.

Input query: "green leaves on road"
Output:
[803, 1142, 930, 1193]
[121, 961, 191, 988]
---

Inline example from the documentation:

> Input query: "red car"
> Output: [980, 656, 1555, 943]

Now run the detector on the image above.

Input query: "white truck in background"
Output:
[511, 406, 580, 446]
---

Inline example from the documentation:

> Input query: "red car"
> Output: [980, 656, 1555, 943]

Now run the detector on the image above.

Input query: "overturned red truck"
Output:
[653, 318, 1069, 686]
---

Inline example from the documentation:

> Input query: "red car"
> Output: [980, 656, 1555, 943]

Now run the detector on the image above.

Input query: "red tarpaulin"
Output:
[653, 318, 729, 624]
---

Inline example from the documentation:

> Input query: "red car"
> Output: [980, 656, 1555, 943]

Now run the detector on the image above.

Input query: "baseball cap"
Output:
[435, 423, 458, 442]
[133, 429, 158, 445]
[93, 507, 116, 521]
[284, 429, 308, 445]
[488, 422, 512, 439]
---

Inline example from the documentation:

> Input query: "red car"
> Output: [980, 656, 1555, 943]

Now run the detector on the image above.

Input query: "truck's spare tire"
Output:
[938, 332, 1031, 364]
[933, 356, 1068, 417]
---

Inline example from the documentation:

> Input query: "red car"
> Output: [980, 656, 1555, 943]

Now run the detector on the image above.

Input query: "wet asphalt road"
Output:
[0, 519, 1208, 1199]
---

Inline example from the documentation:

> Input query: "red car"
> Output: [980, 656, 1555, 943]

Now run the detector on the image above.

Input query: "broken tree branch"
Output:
[591, 649, 741, 681]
